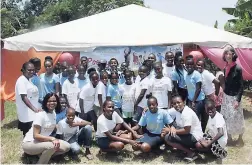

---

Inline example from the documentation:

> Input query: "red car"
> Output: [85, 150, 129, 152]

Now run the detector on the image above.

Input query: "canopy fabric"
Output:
[3, 5, 252, 51]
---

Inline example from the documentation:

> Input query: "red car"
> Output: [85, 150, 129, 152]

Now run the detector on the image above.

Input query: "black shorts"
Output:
[18, 121, 32, 136]
[165, 134, 197, 148]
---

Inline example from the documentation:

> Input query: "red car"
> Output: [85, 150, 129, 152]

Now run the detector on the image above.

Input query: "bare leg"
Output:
[100, 142, 124, 152]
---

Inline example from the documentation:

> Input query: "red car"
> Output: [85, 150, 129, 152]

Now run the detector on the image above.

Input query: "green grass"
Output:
[1, 96, 252, 164]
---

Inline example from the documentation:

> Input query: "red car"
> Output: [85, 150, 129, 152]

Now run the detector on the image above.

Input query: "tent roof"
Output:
[3, 4, 252, 51]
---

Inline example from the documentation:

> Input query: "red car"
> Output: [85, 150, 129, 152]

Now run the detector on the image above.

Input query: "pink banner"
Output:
[200, 46, 252, 80]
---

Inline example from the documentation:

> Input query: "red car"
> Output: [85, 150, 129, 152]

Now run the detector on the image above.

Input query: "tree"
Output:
[223, 0, 252, 38]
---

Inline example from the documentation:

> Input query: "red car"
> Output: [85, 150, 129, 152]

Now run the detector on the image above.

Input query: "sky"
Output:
[144, 0, 237, 29]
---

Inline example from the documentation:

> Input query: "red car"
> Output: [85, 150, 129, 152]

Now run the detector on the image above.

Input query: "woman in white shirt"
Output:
[198, 99, 227, 159]
[162, 95, 204, 162]
[22, 93, 70, 164]
[152, 62, 172, 109]
[15, 62, 41, 136]
[96, 100, 142, 152]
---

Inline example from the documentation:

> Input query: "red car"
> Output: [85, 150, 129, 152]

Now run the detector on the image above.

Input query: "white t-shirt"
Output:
[78, 82, 96, 113]
[120, 83, 136, 112]
[181, 106, 203, 141]
[96, 112, 124, 138]
[15, 75, 39, 122]
[23, 111, 56, 142]
[151, 77, 172, 108]
[94, 81, 107, 107]
[62, 79, 80, 109]
[162, 64, 175, 79]
[206, 112, 228, 148]
[201, 70, 216, 96]
[135, 77, 152, 108]
[56, 116, 83, 141]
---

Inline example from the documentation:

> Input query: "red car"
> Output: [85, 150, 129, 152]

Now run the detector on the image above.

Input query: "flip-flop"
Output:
[183, 154, 198, 163]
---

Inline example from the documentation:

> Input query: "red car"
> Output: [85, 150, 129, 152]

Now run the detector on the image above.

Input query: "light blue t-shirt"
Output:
[58, 73, 68, 86]
[107, 84, 122, 108]
[40, 73, 60, 97]
[139, 109, 173, 135]
[171, 68, 187, 89]
[185, 70, 205, 101]
[56, 109, 66, 124]
[31, 74, 43, 101]
[74, 78, 90, 89]
[118, 71, 125, 84]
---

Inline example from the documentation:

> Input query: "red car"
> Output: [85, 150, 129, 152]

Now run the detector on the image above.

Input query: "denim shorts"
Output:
[96, 137, 111, 149]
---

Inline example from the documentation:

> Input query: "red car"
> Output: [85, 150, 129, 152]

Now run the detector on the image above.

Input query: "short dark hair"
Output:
[81, 56, 87, 60]
[110, 71, 119, 79]
[103, 100, 114, 109]
[89, 70, 99, 79]
[147, 95, 158, 104]
[29, 57, 41, 65]
[222, 47, 238, 62]
[45, 56, 53, 61]
[21, 62, 34, 72]
[186, 55, 194, 60]
[100, 70, 108, 79]
[42, 93, 61, 113]
[44, 59, 53, 66]
[109, 58, 119, 65]
[172, 95, 184, 102]
[196, 58, 206, 67]
[87, 67, 96, 74]
[123, 69, 132, 76]
[205, 99, 215, 108]
[175, 51, 183, 57]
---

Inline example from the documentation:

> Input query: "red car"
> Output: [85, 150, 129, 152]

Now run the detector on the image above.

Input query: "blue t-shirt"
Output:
[139, 109, 173, 135]
[31, 74, 43, 101]
[185, 70, 205, 101]
[107, 84, 122, 108]
[56, 109, 66, 124]
[58, 73, 68, 86]
[171, 68, 187, 89]
[118, 71, 125, 84]
[74, 78, 89, 89]
[40, 73, 60, 97]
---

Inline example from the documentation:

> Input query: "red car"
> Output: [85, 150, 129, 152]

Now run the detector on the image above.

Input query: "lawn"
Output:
[1, 92, 252, 164]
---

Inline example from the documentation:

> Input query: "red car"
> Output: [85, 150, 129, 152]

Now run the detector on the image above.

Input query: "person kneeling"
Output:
[162, 95, 203, 162]
[96, 100, 142, 153]
[56, 108, 93, 160]
[132, 96, 174, 153]
[197, 99, 227, 159]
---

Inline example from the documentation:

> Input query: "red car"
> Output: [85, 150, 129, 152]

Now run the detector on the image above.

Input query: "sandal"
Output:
[183, 153, 198, 163]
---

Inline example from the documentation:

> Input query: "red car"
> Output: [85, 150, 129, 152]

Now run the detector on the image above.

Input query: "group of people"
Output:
[15, 47, 245, 164]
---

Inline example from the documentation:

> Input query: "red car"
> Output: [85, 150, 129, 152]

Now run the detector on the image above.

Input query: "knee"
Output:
[114, 142, 124, 151]
[164, 134, 172, 144]
[141, 143, 151, 153]
[195, 142, 204, 150]
[71, 147, 81, 154]
[60, 140, 71, 152]
[84, 125, 93, 134]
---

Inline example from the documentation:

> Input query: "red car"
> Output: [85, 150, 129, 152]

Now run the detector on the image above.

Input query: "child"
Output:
[56, 95, 69, 124]
[120, 69, 136, 125]
[171, 51, 187, 101]
[198, 99, 227, 159]
[163, 95, 203, 162]
[79, 71, 99, 131]
[40, 59, 60, 97]
[62, 66, 79, 110]
[118, 62, 128, 84]
[96, 100, 141, 152]
[59, 61, 69, 87]
[133, 65, 152, 124]
[108, 58, 119, 75]
[107, 72, 123, 117]
[56, 108, 93, 159]
[132, 96, 174, 153]
[75, 65, 89, 89]
[185, 55, 207, 131]
[94, 71, 109, 117]
[152, 62, 173, 109]
[163, 51, 175, 79]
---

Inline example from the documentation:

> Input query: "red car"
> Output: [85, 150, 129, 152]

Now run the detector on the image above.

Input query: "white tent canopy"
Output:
[3, 4, 252, 51]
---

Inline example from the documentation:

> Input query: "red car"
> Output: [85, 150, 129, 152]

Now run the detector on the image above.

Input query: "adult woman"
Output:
[221, 47, 245, 146]
[40, 59, 60, 98]
[15, 62, 41, 136]
[22, 93, 70, 164]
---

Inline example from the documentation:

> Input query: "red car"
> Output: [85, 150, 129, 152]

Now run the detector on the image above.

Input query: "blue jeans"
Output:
[68, 125, 92, 154]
